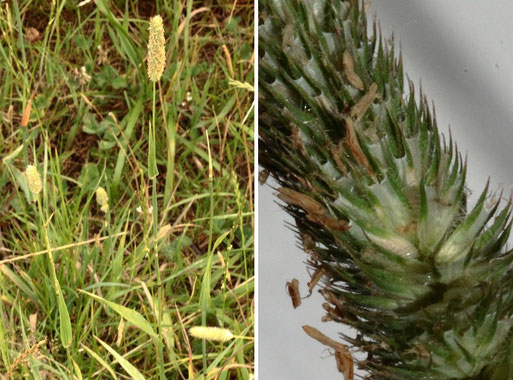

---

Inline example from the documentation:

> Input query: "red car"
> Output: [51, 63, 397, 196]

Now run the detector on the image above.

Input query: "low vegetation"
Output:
[0, 0, 254, 378]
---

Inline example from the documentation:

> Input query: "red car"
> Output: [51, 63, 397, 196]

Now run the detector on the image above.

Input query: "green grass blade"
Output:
[57, 285, 72, 348]
[112, 95, 144, 195]
[95, 336, 146, 380]
[81, 343, 119, 380]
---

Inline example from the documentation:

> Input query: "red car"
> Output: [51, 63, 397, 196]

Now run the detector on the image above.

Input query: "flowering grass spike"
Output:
[25, 165, 42, 195]
[95, 187, 109, 213]
[259, 0, 513, 378]
[147, 15, 165, 82]
[189, 326, 234, 342]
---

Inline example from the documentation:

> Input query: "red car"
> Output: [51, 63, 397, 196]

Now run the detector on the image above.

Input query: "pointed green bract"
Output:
[259, 0, 513, 378]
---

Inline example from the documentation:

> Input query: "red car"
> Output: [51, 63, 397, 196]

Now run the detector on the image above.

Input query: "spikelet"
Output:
[95, 187, 109, 213]
[5, 339, 46, 378]
[189, 326, 234, 342]
[147, 15, 165, 82]
[25, 165, 42, 195]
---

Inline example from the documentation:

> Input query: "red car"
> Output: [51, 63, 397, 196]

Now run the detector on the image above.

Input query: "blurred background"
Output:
[258, 1, 513, 378]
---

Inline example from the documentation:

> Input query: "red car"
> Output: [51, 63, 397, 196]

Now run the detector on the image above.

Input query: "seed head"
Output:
[96, 187, 109, 213]
[147, 15, 165, 82]
[25, 165, 42, 195]
[189, 326, 234, 342]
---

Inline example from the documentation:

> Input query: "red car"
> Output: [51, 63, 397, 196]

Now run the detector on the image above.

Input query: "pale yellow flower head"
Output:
[189, 326, 234, 342]
[147, 15, 165, 82]
[25, 165, 42, 195]
[95, 187, 109, 213]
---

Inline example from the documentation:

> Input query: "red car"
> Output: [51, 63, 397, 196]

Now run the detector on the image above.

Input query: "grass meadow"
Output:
[0, 0, 254, 378]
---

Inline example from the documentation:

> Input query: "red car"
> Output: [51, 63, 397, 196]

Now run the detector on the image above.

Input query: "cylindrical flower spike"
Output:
[25, 165, 42, 195]
[95, 187, 109, 213]
[147, 15, 165, 82]
[189, 326, 234, 342]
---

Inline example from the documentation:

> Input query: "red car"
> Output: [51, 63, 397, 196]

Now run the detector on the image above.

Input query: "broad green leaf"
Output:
[82, 112, 104, 135]
[77, 163, 100, 193]
[111, 76, 127, 89]
[99, 140, 116, 150]
[79, 290, 157, 338]
[57, 283, 72, 348]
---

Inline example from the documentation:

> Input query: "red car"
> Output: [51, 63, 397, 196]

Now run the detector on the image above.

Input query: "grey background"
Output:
[258, 1, 513, 379]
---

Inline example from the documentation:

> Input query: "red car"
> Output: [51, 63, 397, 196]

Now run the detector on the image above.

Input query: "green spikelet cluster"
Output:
[259, 0, 513, 378]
